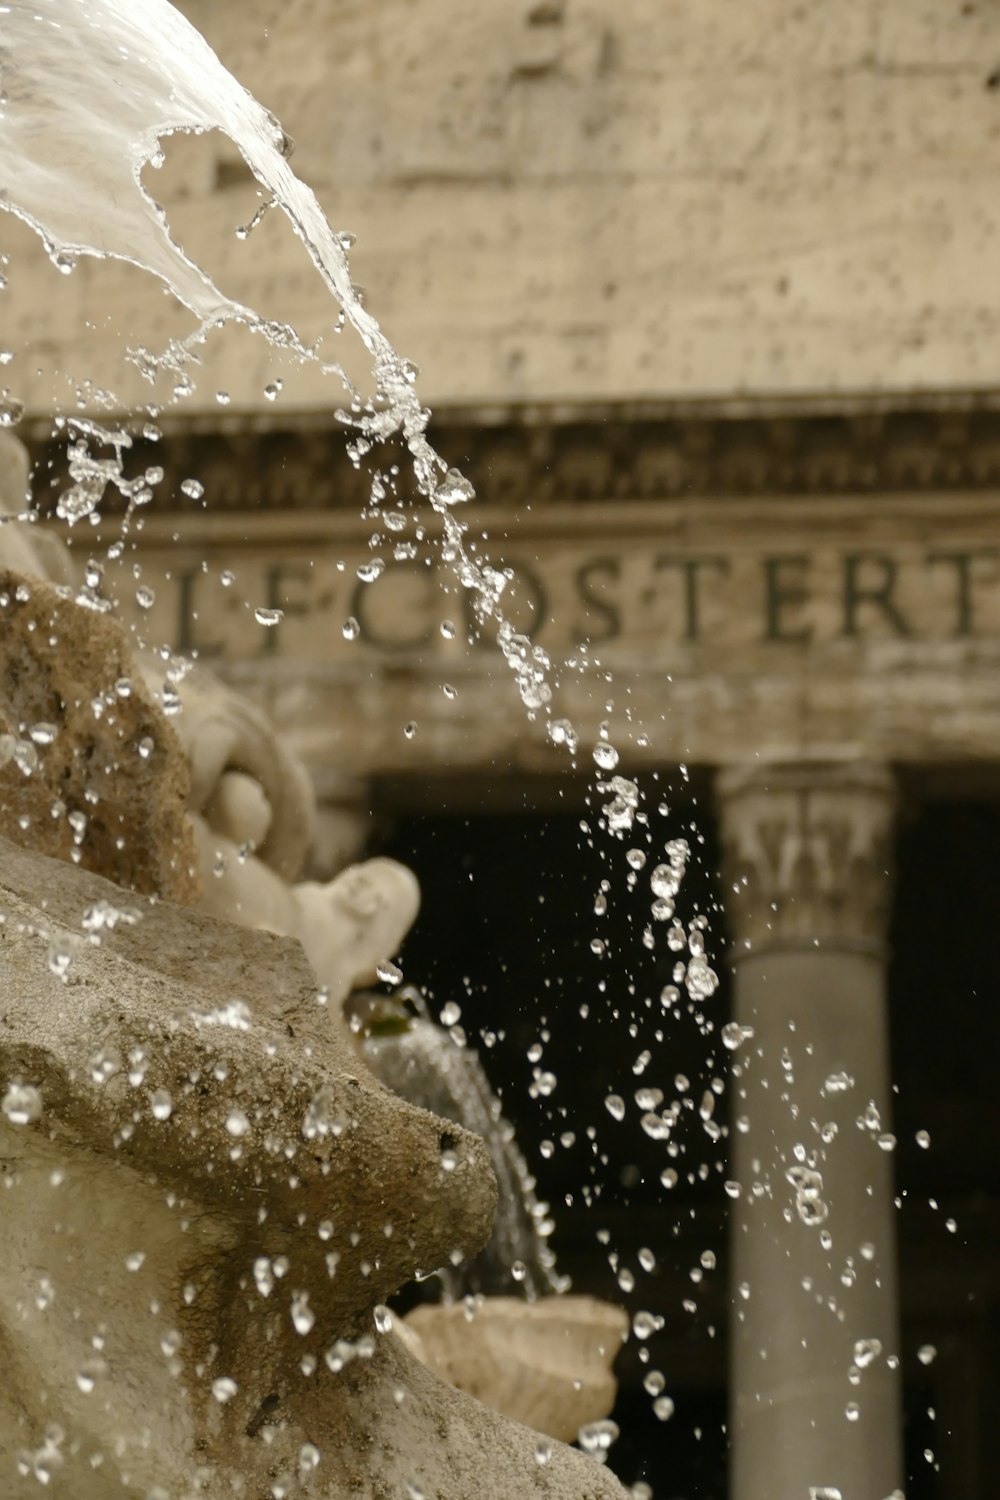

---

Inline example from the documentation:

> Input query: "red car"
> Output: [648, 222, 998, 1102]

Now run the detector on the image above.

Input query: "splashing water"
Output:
[0, 0, 550, 715]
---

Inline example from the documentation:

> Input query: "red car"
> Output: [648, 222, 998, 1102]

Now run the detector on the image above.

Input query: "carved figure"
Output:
[0, 431, 629, 1493]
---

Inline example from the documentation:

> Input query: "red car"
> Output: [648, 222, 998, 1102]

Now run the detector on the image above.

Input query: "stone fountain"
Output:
[0, 430, 628, 1497]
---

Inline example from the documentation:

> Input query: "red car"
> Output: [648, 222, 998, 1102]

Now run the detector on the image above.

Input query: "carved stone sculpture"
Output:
[0, 430, 629, 1493]
[0, 837, 624, 1498]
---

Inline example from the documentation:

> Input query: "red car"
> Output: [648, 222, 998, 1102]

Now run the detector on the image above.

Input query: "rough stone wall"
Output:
[5, 0, 1000, 413]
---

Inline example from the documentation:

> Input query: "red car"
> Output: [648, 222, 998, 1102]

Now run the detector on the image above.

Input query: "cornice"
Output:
[22, 396, 1000, 515]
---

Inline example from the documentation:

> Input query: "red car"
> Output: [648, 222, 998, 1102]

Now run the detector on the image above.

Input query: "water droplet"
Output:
[635, 1087, 663, 1111]
[916, 1129, 931, 1149]
[374, 1304, 393, 1335]
[547, 718, 578, 754]
[604, 1094, 626, 1122]
[225, 1109, 250, 1137]
[298, 1442, 320, 1475]
[854, 1338, 882, 1369]
[440, 1001, 461, 1026]
[124, 1251, 145, 1272]
[686, 954, 719, 1000]
[342, 616, 360, 641]
[47, 936, 78, 980]
[291, 1292, 315, 1335]
[212, 1376, 238, 1403]
[254, 607, 284, 627]
[653, 1395, 675, 1421]
[75, 1359, 106, 1394]
[917, 1344, 937, 1366]
[721, 1021, 755, 1050]
[845, 1402, 860, 1422]
[2, 1083, 42, 1125]
[180, 477, 204, 500]
[433, 467, 475, 509]
[0, 392, 24, 428]
[632, 1310, 662, 1339]
[302, 1084, 342, 1141]
[593, 742, 619, 771]
[150, 1088, 173, 1121]
[356, 559, 385, 584]
[577, 1418, 619, 1457]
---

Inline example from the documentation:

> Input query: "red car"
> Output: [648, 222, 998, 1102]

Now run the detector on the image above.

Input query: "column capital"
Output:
[715, 760, 896, 955]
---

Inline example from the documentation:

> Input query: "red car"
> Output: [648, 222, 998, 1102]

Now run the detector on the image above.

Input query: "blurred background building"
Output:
[5, 2, 1000, 1495]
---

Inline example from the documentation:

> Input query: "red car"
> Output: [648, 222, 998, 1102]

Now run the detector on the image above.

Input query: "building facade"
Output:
[7, 2, 1000, 1495]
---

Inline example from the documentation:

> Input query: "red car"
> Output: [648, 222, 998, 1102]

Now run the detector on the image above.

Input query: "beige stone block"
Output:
[7, 0, 1000, 412]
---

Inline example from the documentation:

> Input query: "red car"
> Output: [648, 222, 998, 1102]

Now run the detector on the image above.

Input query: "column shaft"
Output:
[718, 763, 903, 1500]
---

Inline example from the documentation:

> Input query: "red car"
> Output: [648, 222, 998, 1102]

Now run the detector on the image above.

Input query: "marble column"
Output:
[716, 762, 903, 1500]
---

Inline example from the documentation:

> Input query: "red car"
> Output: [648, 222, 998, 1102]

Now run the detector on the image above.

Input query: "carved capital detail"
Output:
[716, 761, 896, 954]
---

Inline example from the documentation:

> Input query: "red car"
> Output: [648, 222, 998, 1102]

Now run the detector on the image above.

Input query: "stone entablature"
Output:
[15, 403, 1000, 782]
[47, 479, 1000, 783]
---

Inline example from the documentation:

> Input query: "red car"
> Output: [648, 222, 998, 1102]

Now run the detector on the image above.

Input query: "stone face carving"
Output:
[716, 760, 897, 952]
[0, 838, 626, 1498]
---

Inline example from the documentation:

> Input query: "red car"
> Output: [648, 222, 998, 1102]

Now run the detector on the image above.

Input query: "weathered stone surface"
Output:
[404, 1296, 629, 1444]
[0, 569, 199, 902]
[0, 836, 493, 1317]
[0, 838, 626, 1496]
